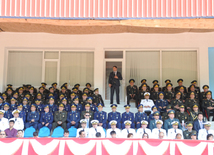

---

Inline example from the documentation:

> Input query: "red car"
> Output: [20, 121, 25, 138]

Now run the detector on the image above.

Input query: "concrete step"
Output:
[103, 101, 138, 114]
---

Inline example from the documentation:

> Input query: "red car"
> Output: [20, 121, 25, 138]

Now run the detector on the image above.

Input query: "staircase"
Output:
[103, 100, 214, 130]
[103, 100, 138, 114]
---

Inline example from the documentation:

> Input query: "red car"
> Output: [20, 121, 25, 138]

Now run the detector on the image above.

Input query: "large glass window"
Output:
[126, 51, 160, 86]
[162, 50, 197, 86]
[7, 51, 43, 86]
[7, 50, 94, 88]
[60, 52, 94, 87]
[126, 50, 197, 87]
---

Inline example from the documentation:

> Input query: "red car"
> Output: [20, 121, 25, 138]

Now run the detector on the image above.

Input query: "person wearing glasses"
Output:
[82, 112, 92, 129]
[0, 131, 6, 138]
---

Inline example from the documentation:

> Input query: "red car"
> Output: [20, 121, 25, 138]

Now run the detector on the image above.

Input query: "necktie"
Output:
[143, 129, 146, 134]
[0, 119, 1, 121]
[127, 129, 129, 134]
[15, 118, 17, 121]
[174, 129, 176, 133]
[83, 128, 85, 131]
[200, 122, 203, 129]
[207, 130, 209, 134]
[87, 120, 89, 128]
[95, 128, 97, 133]
[159, 129, 160, 133]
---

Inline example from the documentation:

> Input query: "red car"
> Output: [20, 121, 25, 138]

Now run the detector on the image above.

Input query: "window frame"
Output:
[5, 48, 95, 90]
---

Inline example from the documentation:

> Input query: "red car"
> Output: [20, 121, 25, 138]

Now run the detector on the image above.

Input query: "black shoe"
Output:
[117, 103, 120, 104]
[110, 103, 113, 104]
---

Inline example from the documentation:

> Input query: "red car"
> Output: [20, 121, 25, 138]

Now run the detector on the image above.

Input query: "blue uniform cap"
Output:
[44, 105, 49, 108]
[3, 102, 10, 107]
[153, 111, 160, 116]
[151, 106, 158, 110]
[97, 103, 103, 107]
[49, 96, 55, 100]
[71, 103, 77, 108]
[17, 104, 23, 108]
[168, 110, 175, 114]
[73, 96, 79, 100]
[111, 104, 117, 108]
[86, 97, 93, 101]
[61, 97, 67, 101]
[10, 97, 16, 101]
[137, 104, 143, 109]
[38, 127, 50, 137]
[158, 92, 164, 96]
[0, 96, 4, 100]
[49, 87, 54, 90]
[31, 104, 36, 107]
[23, 97, 29, 101]
[124, 105, 131, 109]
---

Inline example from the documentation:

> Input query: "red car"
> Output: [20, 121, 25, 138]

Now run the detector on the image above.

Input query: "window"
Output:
[162, 50, 197, 86]
[126, 51, 160, 86]
[60, 52, 94, 87]
[125, 50, 197, 87]
[7, 51, 43, 86]
[7, 50, 94, 88]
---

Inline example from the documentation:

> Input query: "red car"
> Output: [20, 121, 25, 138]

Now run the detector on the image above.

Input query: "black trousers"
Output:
[127, 95, 138, 107]
[206, 109, 214, 121]
[110, 85, 120, 104]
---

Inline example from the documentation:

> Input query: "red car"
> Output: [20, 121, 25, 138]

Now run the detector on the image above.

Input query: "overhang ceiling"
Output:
[0, 18, 214, 34]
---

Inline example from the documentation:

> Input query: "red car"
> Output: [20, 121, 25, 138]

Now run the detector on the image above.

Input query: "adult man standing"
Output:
[108, 66, 122, 104]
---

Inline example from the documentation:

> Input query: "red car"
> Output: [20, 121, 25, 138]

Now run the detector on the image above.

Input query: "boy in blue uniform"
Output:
[48, 96, 58, 113]
[3, 103, 12, 119]
[25, 104, 40, 130]
[164, 110, 182, 132]
[94, 103, 107, 129]
[148, 106, 162, 123]
[121, 105, 134, 129]
[155, 92, 168, 113]
[61, 97, 70, 112]
[86, 97, 97, 112]
[135, 104, 148, 129]
[108, 104, 121, 129]
[17, 104, 26, 123]
[38, 105, 53, 131]
[66, 104, 80, 129]
[35, 99, 44, 114]
[73, 96, 83, 114]
[22, 97, 30, 114]
[9, 97, 17, 112]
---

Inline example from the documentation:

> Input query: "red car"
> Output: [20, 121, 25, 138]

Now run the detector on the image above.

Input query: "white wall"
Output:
[0, 32, 212, 96]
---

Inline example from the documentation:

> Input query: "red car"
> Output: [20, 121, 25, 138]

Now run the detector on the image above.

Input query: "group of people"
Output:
[0, 71, 213, 140]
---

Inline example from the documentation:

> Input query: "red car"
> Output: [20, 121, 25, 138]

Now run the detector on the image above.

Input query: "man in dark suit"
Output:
[193, 112, 205, 133]
[108, 66, 122, 104]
